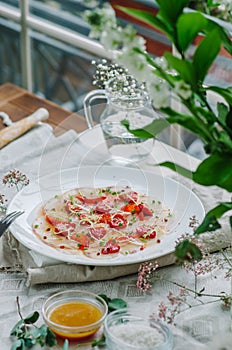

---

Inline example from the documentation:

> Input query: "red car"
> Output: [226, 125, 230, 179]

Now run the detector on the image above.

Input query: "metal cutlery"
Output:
[0, 211, 24, 238]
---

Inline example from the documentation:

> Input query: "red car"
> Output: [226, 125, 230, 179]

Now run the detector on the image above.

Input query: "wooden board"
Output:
[0, 83, 88, 136]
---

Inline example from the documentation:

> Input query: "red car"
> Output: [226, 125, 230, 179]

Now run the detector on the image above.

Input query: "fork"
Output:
[0, 211, 24, 238]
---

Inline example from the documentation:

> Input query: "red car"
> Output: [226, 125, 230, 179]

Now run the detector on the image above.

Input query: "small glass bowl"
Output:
[42, 290, 108, 340]
[104, 308, 173, 350]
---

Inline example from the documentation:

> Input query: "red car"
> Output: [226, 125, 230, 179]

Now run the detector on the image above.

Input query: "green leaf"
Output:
[98, 294, 127, 312]
[205, 18, 232, 56]
[193, 154, 232, 191]
[217, 102, 229, 123]
[98, 294, 111, 304]
[175, 239, 203, 262]
[116, 7, 173, 38]
[206, 202, 232, 219]
[195, 202, 232, 235]
[92, 335, 106, 347]
[62, 339, 69, 350]
[10, 339, 25, 350]
[46, 327, 57, 347]
[122, 118, 169, 138]
[226, 108, 232, 130]
[163, 107, 211, 141]
[24, 338, 36, 347]
[177, 12, 207, 52]
[108, 298, 127, 312]
[158, 161, 193, 179]
[194, 215, 221, 235]
[164, 52, 197, 89]
[24, 311, 39, 324]
[207, 86, 232, 106]
[29, 327, 43, 339]
[156, 0, 189, 25]
[10, 320, 25, 336]
[193, 29, 221, 82]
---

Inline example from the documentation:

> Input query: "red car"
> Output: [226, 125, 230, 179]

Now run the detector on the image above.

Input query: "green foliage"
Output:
[10, 294, 127, 350]
[177, 12, 207, 52]
[156, 0, 190, 25]
[98, 294, 127, 312]
[10, 311, 57, 350]
[91, 295, 127, 347]
[193, 154, 232, 191]
[193, 29, 221, 82]
[91, 335, 106, 347]
[119, 0, 232, 250]
[195, 202, 232, 234]
[175, 239, 203, 262]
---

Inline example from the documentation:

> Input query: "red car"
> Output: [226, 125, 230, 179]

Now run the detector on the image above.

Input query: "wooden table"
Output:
[0, 83, 88, 135]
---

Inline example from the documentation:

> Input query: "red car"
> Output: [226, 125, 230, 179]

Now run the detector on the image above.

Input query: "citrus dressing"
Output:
[48, 301, 102, 339]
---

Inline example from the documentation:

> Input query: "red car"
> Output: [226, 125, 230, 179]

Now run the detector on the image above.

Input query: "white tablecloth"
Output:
[0, 123, 231, 349]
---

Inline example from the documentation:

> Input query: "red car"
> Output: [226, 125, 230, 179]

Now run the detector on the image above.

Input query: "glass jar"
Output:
[104, 308, 173, 350]
[83, 75, 156, 163]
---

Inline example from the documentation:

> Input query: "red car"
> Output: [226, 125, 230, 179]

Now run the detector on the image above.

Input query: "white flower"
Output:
[100, 25, 122, 50]
[148, 77, 170, 109]
[174, 80, 192, 100]
[154, 56, 169, 71]
[116, 48, 152, 84]
[84, 4, 117, 39]
[121, 25, 146, 51]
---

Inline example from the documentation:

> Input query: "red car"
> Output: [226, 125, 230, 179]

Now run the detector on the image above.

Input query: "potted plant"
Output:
[85, 0, 232, 260]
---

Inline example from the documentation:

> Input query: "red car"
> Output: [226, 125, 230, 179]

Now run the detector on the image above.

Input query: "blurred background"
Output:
[0, 0, 231, 156]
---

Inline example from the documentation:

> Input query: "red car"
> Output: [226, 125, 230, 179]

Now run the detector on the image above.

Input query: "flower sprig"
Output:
[137, 242, 232, 325]
[2, 169, 30, 192]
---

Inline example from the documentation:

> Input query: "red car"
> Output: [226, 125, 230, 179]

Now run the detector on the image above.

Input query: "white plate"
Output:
[7, 165, 205, 266]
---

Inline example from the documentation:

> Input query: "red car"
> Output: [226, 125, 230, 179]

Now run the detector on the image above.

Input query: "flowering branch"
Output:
[2, 169, 30, 192]
[0, 169, 30, 215]
[137, 258, 231, 325]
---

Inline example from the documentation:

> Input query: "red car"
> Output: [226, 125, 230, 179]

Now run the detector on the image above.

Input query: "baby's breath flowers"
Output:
[156, 289, 188, 325]
[137, 261, 159, 292]
[137, 233, 232, 324]
[2, 169, 30, 192]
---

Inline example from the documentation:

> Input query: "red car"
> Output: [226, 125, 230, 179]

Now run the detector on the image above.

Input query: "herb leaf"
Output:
[92, 335, 106, 347]
[108, 298, 127, 312]
[10, 299, 57, 350]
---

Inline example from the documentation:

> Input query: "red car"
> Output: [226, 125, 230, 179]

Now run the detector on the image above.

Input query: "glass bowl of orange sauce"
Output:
[42, 290, 108, 340]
